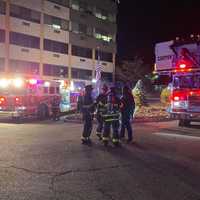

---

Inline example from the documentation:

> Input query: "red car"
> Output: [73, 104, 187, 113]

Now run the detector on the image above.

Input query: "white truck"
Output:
[155, 39, 200, 126]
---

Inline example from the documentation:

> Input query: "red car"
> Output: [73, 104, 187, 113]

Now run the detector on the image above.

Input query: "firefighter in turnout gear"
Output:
[102, 86, 121, 146]
[95, 84, 108, 140]
[81, 85, 94, 145]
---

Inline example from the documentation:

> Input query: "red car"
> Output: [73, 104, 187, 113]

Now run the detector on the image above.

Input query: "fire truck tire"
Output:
[178, 119, 190, 127]
[37, 104, 49, 120]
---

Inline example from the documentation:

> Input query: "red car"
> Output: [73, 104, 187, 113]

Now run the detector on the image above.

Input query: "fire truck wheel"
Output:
[178, 119, 190, 127]
[37, 104, 49, 120]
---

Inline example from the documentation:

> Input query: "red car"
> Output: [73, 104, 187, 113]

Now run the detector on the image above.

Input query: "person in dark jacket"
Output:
[120, 86, 135, 143]
[95, 84, 108, 140]
[81, 85, 94, 144]
[51, 96, 60, 121]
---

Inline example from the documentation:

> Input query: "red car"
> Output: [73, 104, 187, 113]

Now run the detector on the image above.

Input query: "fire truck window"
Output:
[44, 87, 48, 94]
[180, 76, 193, 88]
[50, 87, 55, 94]
[193, 75, 200, 88]
[56, 87, 59, 94]
[174, 77, 180, 88]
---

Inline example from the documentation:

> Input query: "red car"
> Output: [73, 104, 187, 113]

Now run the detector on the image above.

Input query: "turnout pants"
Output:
[120, 114, 133, 141]
[96, 113, 104, 134]
[82, 113, 93, 139]
[103, 120, 120, 143]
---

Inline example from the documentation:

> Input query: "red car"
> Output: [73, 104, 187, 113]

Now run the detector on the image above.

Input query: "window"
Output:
[47, 0, 69, 7]
[71, 68, 92, 80]
[95, 50, 113, 62]
[101, 72, 113, 82]
[10, 32, 40, 49]
[108, 13, 116, 23]
[43, 64, 68, 77]
[0, 29, 5, 43]
[10, 4, 41, 23]
[0, 1, 6, 15]
[71, 22, 92, 36]
[173, 75, 200, 89]
[43, 87, 48, 94]
[71, 0, 79, 10]
[9, 60, 39, 74]
[95, 8, 108, 21]
[72, 45, 92, 58]
[44, 14, 69, 30]
[44, 39, 68, 54]
[0, 58, 5, 72]
[79, 1, 87, 12]
[79, 23, 87, 34]
[71, 0, 92, 13]
[49, 87, 55, 94]
[94, 28, 113, 42]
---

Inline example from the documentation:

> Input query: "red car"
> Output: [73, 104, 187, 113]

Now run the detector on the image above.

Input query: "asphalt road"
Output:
[0, 120, 200, 200]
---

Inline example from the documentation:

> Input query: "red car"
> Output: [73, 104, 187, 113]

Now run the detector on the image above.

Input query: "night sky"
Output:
[117, 0, 200, 65]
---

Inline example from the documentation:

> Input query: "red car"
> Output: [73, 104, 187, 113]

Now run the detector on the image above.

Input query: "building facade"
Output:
[0, 0, 117, 87]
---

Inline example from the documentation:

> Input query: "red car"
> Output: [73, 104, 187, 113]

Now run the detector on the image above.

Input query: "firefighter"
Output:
[120, 86, 135, 143]
[102, 86, 121, 146]
[51, 96, 60, 121]
[95, 84, 108, 140]
[81, 85, 94, 145]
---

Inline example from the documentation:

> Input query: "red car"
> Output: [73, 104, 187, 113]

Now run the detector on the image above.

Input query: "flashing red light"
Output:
[179, 63, 186, 69]
[172, 91, 187, 101]
[29, 79, 37, 85]
[15, 97, 22, 105]
[15, 97, 20, 102]
[0, 97, 6, 105]
[173, 96, 180, 101]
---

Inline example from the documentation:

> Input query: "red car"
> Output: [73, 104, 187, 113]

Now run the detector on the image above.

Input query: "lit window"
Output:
[71, 0, 79, 10]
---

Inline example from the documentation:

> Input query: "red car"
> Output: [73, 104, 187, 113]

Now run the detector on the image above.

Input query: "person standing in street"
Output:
[95, 84, 108, 140]
[120, 85, 135, 143]
[51, 96, 60, 121]
[81, 85, 94, 145]
[102, 86, 121, 146]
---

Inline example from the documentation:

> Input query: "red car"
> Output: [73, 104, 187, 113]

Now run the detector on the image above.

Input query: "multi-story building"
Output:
[0, 0, 117, 89]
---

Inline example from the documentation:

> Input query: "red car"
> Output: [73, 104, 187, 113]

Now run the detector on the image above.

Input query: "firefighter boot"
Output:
[96, 132, 102, 140]
[102, 137, 109, 147]
[112, 138, 120, 147]
[81, 137, 88, 145]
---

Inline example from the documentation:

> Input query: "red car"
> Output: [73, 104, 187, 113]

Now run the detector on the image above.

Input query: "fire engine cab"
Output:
[0, 77, 72, 121]
[155, 39, 200, 126]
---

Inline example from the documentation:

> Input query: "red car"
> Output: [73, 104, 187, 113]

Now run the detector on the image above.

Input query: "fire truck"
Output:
[155, 39, 200, 126]
[0, 76, 73, 121]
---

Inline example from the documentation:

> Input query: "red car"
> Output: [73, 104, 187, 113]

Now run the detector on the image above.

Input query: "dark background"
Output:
[117, 0, 200, 67]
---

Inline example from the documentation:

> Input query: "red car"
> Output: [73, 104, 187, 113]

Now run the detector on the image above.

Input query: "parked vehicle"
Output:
[155, 39, 200, 126]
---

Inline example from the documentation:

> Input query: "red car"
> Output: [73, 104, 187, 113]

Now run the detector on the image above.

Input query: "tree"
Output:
[115, 56, 151, 86]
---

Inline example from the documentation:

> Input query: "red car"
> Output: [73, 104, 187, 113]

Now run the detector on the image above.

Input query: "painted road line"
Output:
[153, 132, 200, 141]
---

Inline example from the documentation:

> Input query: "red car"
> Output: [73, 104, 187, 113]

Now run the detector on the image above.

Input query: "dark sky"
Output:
[117, 0, 200, 65]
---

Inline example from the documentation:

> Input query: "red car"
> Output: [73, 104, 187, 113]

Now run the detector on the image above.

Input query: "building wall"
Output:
[0, 0, 117, 84]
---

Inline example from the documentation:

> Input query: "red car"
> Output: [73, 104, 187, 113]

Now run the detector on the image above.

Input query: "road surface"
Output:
[0, 120, 200, 200]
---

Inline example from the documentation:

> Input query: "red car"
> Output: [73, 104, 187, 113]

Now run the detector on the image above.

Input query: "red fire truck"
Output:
[0, 77, 73, 121]
[155, 39, 200, 126]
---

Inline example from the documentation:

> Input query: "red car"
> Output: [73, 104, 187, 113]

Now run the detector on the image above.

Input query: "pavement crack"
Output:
[50, 163, 132, 198]
[1, 165, 56, 176]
